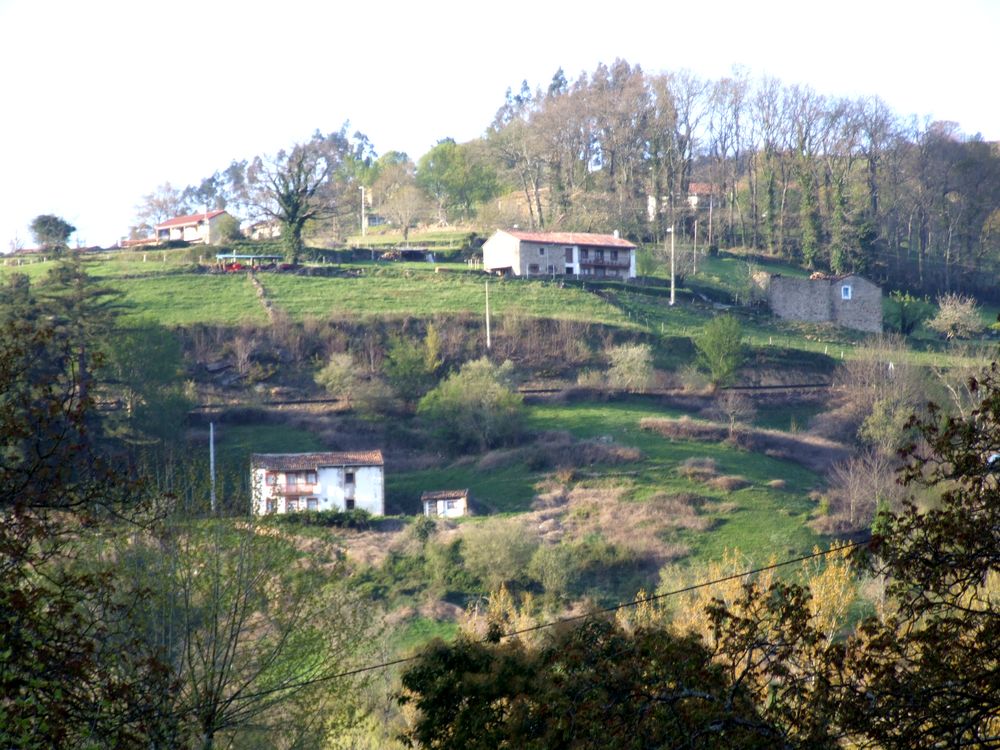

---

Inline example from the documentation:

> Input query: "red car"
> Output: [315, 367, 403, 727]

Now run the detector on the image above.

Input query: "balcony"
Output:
[579, 256, 631, 269]
[272, 483, 318, 496]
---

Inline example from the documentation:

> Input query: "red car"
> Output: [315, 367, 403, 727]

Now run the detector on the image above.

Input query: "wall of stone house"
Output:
[768, 277, 833, 324]
[768, 275, 883, 333]
[831, 278, 883, 333]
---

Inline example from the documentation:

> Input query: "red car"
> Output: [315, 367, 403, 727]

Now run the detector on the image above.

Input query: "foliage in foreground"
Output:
[399, 361, 1000, 748]
[399, 619, 793, 750]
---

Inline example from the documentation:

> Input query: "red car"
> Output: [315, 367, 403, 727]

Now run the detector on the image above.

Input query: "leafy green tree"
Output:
[417, 358, 524, 452]
[0, 294, 168, 748]
[834, 361, 1000, 747]
[693, 314, 745, 387]
[383, 326, 441, 404]
[316, 352, 363, 407]
[883, 290, 934, 335]
[398, 618, 803, 749]
[417, 138, 500, 222]
[29, 213, 75, 252]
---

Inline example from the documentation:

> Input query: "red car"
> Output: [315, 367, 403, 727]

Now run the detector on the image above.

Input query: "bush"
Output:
[926, 293, 985, 340]
[267, 509, 372, 529]
[606, 343, 654, 392]
[417, 358, 524, 453]
[693, 315, 744, 387]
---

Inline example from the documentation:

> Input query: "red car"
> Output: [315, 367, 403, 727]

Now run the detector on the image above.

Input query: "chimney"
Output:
[613, 229, 620, 239]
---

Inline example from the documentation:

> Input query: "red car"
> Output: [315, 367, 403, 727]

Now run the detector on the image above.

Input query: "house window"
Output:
[345, 471, 355, 486]
[841, 285, 853, 300]
[286, 498, 298, 512]
[547, 265, 555, 274]
[564, 247, 573, 262]
[528, 263, 540, 273]
[345, 498, 355, 511]
[538, 247, 545, 256]
[596, 250, 604, 261]
[265, 473, 277, 486]
[580, 249, 589, 260]
[611, 250, 618, 261]
[265, 498, 277, 513]
[305, 471, 316, 484]
[445, 500, 456, 511]
[306, 497, 319, 511]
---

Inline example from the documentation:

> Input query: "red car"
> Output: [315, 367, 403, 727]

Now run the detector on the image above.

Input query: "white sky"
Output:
[1, 0, 997, 248]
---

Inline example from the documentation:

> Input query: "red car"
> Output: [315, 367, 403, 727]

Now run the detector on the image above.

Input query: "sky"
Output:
[1, 0, 997, 249]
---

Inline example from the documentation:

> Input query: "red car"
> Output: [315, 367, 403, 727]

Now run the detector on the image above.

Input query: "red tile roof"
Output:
[252, 451, 384, 471]
[154, 210, 228, 230]
[502, 230, 636, 249]
[420, 489, 470, 502]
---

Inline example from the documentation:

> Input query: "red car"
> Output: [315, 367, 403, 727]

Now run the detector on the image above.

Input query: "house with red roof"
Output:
[251, 451, 385, 515]
[154, 210, 233, 245]
[482, 229, 637, 279]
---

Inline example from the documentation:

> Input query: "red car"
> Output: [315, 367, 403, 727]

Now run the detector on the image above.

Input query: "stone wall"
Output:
[768, 274, 882, 333]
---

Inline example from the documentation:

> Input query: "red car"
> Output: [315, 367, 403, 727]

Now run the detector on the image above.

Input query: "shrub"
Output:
[417, 358, 524, 453]
[926, 293, 985, 340]
[606, 343, 654, 392]
[268, 509, 372, 529]
[693, 315, 744, 387]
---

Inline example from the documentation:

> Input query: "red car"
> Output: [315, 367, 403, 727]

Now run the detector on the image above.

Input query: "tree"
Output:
[247, 134, 340, 263]
[693, 314, 745, 387]
[417, 138, 499, 222]
[0, 285, 168, 748]
[417, 358, 523, 452]
[316, 352, 363, 408]
[383, 327, 441, 404]
[29, 213, 75, 252]
[883, 290, 933, 335]
[832, 361, 1000, 747]
[925, 292, 985, 340]
[133, 182, 188, 237]
[398, 618, 806, 749]
[120, 518, 375, 750]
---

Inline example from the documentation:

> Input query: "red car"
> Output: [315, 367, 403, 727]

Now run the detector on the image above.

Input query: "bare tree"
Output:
[121, 518, 376, 750]
[247, 133, 344, 262]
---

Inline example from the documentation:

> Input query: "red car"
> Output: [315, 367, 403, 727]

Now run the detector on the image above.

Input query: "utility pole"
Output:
[668, 225, 676, 306]
[692, 218, 698, 275]
[485, 280, 492, 350]
[209, 421, 217, 514]
[359, 186, 366, 238]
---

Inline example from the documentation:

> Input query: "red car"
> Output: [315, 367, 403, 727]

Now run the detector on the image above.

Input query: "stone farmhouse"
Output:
[154, 210, 233, 245]
[421, 489, 471, 518]
[251, 451, 384, 515]
[762, 273, 882, 333]
[483, 229, 637, 279]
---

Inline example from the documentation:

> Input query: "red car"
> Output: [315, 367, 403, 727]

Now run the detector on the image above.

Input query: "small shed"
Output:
[421, 489, 471, 518]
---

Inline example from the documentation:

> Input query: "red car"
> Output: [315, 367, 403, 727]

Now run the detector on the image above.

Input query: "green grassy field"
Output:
[385, 398, 825, 570]
[257, 268, 634, 325]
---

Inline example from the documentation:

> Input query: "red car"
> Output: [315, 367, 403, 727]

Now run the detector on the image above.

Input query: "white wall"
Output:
[483, 232, 521, 273]
[251, 465, 385, 516]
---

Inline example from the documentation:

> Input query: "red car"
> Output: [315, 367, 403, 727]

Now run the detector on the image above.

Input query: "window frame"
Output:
[841, 284, 853, 300]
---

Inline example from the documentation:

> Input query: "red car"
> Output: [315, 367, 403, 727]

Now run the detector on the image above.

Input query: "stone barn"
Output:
[762, 273, 882, 333]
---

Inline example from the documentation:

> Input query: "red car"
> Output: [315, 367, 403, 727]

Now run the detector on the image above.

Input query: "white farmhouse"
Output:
[482, 229, 637, 279]
[251, 451, 385, 515]
[154, 210, 233, 245]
